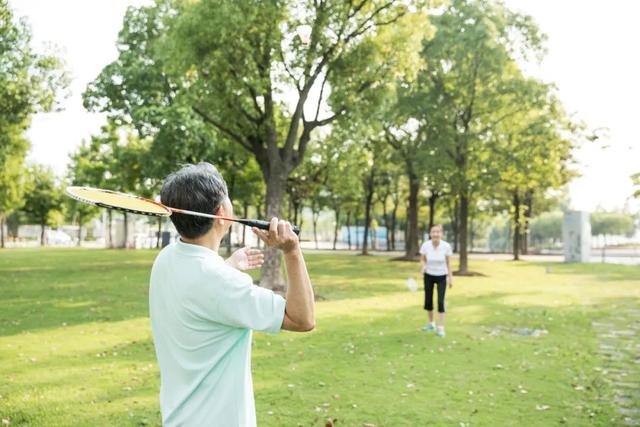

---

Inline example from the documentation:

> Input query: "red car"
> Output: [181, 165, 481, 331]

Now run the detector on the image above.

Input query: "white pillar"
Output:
[563, 211, 591, 262]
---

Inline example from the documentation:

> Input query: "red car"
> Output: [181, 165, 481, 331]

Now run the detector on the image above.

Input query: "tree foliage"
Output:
[0, 0, 67, 247]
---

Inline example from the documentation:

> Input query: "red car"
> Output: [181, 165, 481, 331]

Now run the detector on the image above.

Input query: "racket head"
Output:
[65, 186, 172, 217]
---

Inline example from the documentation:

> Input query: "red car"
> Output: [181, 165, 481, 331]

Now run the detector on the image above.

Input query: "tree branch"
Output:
[314, 69, 330, 122]
[192, 105, 252, 152]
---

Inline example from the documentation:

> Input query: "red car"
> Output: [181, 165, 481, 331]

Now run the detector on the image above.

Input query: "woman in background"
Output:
[419, 224, 453, 337]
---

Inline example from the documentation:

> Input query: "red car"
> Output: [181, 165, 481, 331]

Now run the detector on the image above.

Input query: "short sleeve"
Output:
[419, 242, 427, 255]
[191, 267, 286, 334]
[446, 243, 453, 256]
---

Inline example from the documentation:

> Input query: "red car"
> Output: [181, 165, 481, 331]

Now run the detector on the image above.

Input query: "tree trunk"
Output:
[0, 214, 5, 249]
[361, 169, 375, 255]
[261, 172, 287, 291]
[296, 204, 304, 234]
[390, 176, 400, 251]
[107, 210, 113, 248]
[428, 192, 438, 230]
[469, 217, 474, 253]
[242, 203, 249, 246]
[332, 207, 340, 250]
[292, 201, 299, 226]
[452, 198, 459, 253]
[226, 225, 232, 255]
[390, 202, 398, 251]
[312, 205, 320, 250]
[123, 212, 128, 249]
[77, 212, 83, 247]
[405, 174, 420, 258]
[512, 192, 521, 261]
[156, 217, 162, 249]
[40, 221, 45, 246]
[382, 193, 391, 251]
[522, 190, 533, 255]
[346, 211, 352, 250]
[457, 193, 469, 273]
[601, 234, 606, 263]
[355, 217, 359, 250]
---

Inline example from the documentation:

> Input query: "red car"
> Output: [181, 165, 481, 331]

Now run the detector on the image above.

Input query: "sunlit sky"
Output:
[10, 0, 640, 213]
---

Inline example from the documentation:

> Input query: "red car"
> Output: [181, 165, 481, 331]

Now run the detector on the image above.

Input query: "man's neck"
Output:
[180, 230, 223, 252]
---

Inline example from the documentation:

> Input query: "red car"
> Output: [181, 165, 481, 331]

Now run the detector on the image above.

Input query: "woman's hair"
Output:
[430, 224, 443, 232]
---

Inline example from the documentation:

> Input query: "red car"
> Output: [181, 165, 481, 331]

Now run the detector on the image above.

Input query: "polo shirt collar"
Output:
[175, 239, 224, 262]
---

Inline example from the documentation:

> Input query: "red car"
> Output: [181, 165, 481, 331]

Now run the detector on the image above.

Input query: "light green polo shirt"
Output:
[149, 240, 286, 426]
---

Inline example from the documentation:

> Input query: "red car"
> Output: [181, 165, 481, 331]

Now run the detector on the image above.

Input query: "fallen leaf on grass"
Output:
[536, 405, 550, 411]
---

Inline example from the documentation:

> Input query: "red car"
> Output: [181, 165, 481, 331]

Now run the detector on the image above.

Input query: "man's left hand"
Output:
[226, 247, 264, 271]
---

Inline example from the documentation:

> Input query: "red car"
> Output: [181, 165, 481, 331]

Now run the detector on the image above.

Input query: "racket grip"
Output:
[242, 219, 301, 236]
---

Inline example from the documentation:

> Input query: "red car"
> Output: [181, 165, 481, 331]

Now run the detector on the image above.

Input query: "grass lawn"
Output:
[1, 248, 639, 426]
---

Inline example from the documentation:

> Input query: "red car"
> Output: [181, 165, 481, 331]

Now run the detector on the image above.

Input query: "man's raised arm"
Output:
[252, 218, 315, 332]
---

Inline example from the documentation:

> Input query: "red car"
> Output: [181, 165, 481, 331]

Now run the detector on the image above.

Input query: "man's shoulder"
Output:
[201, 258, 253, 291]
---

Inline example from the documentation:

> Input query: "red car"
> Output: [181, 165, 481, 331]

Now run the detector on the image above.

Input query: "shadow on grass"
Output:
[2, 282, 631, 426]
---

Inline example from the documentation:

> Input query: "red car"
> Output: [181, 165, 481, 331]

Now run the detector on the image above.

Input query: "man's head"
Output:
[160, 162, 233, 239]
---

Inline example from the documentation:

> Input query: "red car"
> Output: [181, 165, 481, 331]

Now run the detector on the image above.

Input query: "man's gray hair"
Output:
[160, 162, 228, 239]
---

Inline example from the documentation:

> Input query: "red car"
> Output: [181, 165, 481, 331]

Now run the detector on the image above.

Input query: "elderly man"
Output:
[149, 162, 315, 426]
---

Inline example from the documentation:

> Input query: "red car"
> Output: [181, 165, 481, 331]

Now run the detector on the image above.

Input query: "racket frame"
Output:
[65, 186, 300, 235]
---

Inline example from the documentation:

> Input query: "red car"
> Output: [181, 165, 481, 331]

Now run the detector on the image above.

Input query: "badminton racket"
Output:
[65, 186, 300, 235]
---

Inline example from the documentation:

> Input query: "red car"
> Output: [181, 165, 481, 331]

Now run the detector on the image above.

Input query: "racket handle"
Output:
[239, 219, 301, 236]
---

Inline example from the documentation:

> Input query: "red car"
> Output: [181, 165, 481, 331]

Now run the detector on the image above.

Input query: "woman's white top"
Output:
[419, 240, 453, 276]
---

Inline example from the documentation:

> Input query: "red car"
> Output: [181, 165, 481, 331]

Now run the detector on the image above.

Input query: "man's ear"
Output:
[214, 205, 226, 226]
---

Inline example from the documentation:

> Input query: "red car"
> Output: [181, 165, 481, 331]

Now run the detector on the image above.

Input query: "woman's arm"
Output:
[446, 256, 453, 288]
[420, 255, 427, 272]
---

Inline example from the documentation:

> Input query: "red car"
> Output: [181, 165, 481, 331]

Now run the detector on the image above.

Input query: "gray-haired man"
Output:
[149, 162, 315, 426]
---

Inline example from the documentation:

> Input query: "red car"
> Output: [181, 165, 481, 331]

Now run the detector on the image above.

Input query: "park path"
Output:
[593, 306, 640, 425]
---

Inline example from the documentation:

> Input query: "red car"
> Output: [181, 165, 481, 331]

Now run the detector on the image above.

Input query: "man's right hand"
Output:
[252, 217, 299, 253]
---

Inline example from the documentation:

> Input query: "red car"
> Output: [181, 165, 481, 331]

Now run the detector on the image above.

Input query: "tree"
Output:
[591, 211, 636, 262]
[319, 135, 364, 251]
[21, 165, 63, 245]
[85, 0, 428, 289]
[632, 172, 640, 199]
[494, 91, 576, 260]
[530, 211, 563, 247]
[0, 0, 67, 247]
[66, 141, 102, 246]
[414, 0, 547, 273]
[0, 131, 28, 248]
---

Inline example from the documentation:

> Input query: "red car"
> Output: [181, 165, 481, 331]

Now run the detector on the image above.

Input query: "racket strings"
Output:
[66, 187, 171, 217]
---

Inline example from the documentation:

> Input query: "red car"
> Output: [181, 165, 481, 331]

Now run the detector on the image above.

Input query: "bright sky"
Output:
[10, 0, 640, 213]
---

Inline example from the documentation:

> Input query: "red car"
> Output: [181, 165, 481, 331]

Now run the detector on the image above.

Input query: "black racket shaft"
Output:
[236, 219, 301, 236]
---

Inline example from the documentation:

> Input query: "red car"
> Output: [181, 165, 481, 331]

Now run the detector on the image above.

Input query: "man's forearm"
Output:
[284, 248, 315, 330]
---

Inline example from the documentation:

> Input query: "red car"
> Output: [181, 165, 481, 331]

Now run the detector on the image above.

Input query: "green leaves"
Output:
[591, 212, 635, 238]
[0, 0, 67, 224]
[631, 173, 640, 199]
[21, 164, 63, 230]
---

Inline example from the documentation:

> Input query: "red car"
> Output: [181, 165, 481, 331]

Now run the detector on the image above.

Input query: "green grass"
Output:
[1, 249, 639, 426]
